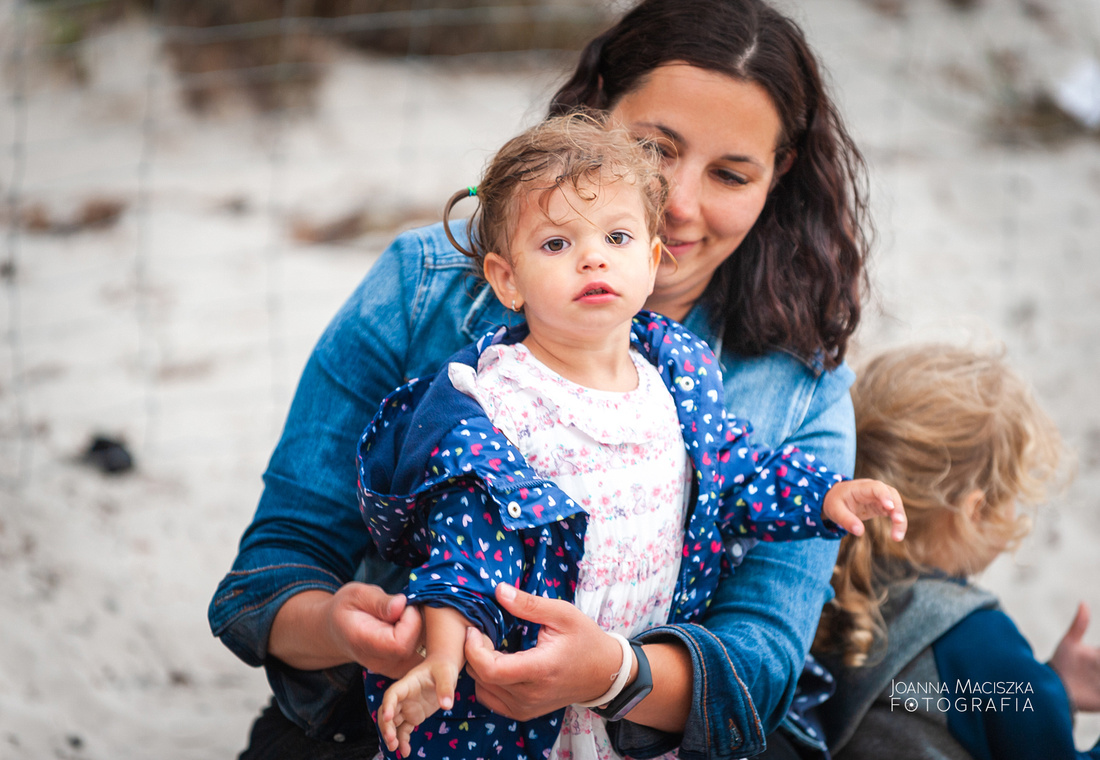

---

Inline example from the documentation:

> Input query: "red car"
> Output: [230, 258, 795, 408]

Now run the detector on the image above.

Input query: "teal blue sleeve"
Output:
[933, 609, 1100, 760]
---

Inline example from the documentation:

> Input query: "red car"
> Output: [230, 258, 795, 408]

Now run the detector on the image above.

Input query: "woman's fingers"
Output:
[464, 584, 623, 719]
[329, 583, 424, 678]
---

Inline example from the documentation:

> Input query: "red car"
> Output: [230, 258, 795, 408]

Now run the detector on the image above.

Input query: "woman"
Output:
[209, 1, 871, 758]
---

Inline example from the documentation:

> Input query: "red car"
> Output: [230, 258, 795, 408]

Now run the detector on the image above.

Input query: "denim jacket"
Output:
[209, 223, 855, 760]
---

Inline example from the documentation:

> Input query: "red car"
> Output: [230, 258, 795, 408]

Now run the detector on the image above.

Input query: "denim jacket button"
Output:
[507, 502, 522, 518]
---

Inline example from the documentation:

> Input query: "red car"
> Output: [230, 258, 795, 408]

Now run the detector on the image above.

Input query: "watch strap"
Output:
[592, 640, 653, 722]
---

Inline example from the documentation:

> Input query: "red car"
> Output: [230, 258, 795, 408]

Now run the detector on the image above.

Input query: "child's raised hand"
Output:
[1049, 602, 1100, 713]
[379, 656, 459, 757]
[823, 478, 907, 541]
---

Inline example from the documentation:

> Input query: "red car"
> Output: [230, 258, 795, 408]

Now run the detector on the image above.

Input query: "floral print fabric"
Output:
[450, 343, 687, 760]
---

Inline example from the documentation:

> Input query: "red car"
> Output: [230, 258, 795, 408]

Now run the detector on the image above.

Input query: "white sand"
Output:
[0, 0, 1097, 757]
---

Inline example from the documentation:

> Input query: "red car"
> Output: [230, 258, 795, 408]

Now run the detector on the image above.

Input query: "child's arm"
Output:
[1049, 602, 1100, 713]
[379, 605, 470, 758]
[822, 478, 908, 541]
[933, 607, 1100, 759]
[714, 422, 857, 541]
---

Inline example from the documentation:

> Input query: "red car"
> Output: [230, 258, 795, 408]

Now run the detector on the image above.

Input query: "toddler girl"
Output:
[813, 343, 1099, 759]
[356, 113, 905, 760]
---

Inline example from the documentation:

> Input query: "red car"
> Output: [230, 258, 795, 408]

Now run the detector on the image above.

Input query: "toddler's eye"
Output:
[543, 238, 568, 253]
[606, 231, 632, 245]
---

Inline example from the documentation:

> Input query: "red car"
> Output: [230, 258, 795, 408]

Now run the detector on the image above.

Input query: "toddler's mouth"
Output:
[576, 282, 616, 300]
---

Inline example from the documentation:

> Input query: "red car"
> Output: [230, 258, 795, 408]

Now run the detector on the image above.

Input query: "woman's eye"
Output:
[542, 238, 568, 253]
[639, 137, 675, 162]
[715, 168, 749, 186]
[606, 231, 632, 245]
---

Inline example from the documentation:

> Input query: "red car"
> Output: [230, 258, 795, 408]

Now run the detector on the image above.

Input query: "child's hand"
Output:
[1049, 602, 1100, 713]
[379, 656, 459, 757]
[823, 478, 907, 541]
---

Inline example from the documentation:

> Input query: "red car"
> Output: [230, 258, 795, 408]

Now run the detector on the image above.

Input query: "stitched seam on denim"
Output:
[223, 563, 344, 582]
[707, 626, 762, 746]
[407, 257, 436, 362]
[679, 625, 761, 749]
[218, 579, 343, 623]
[460, 282, 498, 342]
[781, 369, 816, 444]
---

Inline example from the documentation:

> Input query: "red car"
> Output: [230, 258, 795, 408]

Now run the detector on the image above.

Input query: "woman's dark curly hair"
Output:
[551, 0, 872, 369]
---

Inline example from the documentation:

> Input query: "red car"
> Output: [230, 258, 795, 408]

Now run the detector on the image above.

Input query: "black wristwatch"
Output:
[593, 640, 653, 722]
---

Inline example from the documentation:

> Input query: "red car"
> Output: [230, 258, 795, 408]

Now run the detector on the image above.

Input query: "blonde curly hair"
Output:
[814, 343, 1068, 667]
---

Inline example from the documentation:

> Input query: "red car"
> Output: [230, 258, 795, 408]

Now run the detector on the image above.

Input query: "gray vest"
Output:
[816, 577, 999, 760]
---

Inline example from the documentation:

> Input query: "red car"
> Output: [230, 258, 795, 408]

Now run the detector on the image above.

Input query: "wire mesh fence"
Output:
[0, 0, 619, 490]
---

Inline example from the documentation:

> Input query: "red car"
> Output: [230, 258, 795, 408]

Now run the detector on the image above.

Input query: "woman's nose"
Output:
[664, 165, 701, 225]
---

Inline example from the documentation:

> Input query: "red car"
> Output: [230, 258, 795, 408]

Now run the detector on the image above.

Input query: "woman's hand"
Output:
[823, 478, 907, 541]
[1049, 602, 1100, 713]
[463, 583, 622, 720]
[268, 584, 424, 677]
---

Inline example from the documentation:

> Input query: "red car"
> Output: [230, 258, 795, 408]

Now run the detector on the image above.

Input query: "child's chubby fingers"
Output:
[379, 691, 402, 751]
[432, 664, 458, 712]
[865, 480, 907, 540]
[850, 479, 898, 516]
[823, 484, 866, 535]
[827, 501, 865, 536]
[847, 479, 907, 541]
[887, 488, 908, 541]
[397, 722, 416, 759]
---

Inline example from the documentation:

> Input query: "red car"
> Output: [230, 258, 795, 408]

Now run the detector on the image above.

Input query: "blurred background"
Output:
[0, 0, 1097, 756]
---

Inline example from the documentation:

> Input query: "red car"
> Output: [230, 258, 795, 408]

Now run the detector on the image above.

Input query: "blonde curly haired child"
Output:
[812, 343, 1100, 760]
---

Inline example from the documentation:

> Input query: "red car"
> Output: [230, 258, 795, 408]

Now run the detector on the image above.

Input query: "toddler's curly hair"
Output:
[443, 110, 667, 280]
[814, 343, 1068, 667]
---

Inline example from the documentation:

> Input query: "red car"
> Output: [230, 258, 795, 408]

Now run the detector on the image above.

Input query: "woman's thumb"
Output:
[494, 582, 565, 626]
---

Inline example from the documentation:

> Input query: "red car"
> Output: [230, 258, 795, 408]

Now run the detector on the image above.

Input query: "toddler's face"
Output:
[487, 178, 662, 343]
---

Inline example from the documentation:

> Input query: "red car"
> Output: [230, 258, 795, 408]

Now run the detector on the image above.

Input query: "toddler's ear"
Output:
[961, 489, 985, 522]
[651, 238, 664, 269]
[483, 252, 523, 312]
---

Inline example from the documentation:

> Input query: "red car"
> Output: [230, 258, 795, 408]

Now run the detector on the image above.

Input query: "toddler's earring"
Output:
[512, 299, 518, 312]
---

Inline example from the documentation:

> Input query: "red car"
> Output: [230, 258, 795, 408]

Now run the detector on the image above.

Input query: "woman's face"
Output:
[609, 63, 786, 320]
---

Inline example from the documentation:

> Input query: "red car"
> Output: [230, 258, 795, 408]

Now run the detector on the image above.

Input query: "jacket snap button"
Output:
[507, 502, 522, 518]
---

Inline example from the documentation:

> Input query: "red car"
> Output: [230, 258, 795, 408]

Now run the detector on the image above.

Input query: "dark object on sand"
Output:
[82, 435, 135, 475]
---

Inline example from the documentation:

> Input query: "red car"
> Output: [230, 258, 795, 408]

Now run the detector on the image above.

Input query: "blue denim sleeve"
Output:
[617, 350, 855, 760]
[207, 231, 436, 735]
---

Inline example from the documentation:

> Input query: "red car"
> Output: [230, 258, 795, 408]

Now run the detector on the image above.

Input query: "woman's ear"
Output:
[770, 149, 797, 190]
[483, 252, 523, 312]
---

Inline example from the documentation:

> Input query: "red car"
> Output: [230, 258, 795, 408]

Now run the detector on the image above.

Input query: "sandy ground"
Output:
[0, 0, 1097, 757]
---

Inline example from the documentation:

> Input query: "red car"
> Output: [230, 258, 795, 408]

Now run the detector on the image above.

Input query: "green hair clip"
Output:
[468, 186, 477, 197]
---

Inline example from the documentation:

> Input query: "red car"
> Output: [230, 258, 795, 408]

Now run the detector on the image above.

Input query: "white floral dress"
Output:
[450, 342, 687, 760]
